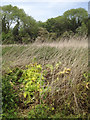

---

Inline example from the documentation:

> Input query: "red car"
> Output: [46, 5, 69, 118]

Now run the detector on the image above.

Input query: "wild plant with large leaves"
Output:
[22, 63, 46, 104]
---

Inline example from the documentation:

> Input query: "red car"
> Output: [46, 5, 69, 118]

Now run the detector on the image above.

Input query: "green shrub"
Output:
[61, 30, 74, 40]
[28, 104, 54, 118]
[48, 32, 57, 41]
[22, 33, 32, 44]
[2, 61, 90, 118]
[2, 67, 23, 118]
[2, 74, 18, 118]
[2, 31, 14, 44]
[76, 22, 88, 36]
[22, 63, 46, 104]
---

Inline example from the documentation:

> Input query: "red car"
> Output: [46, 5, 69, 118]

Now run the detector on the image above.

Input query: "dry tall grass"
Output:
[2, 39, 88, 74]
[2, 39, 89, 116]
[34, 37, 88, 48]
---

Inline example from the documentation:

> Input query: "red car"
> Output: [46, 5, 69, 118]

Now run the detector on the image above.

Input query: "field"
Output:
[1, 4, 89, 119]
[2, 39, 89, 118]
[2, 39, 88, 71]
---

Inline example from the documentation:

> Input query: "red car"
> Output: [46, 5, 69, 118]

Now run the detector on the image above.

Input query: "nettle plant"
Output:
[22, 63, 46, 104]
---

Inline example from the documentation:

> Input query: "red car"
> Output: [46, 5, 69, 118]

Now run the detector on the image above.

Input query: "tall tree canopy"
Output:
[0, 5, 38, 43]
[44, 8, 88, 35]
[0, 5, 88, 44]
[63, 8, 88, 32]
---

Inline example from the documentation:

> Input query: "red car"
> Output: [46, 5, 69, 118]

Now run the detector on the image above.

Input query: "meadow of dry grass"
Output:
[2, 39, 88, 85]
[2, 38, 88, 72]
[2, 38, 89, 117]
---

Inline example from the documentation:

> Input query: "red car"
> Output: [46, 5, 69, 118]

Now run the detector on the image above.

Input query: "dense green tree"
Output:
[88, 19, 90, 37]
[63, 8, 88, 32]
[1, 5, 27, 43]
[44, 8, 88, 37]
[1, 5, 26, 29]
[45, 18, 56, 32]
[12, 19, 19, 37]
[0, 5, 88, 44]
[54, 16, 67, 36]
[1, 5, 39, 43]
[76, 22, 88, 36]
[23, 16, 38, 40]
[2, 15, 7, 33]
[12, 19, 22, 43]
[37, 21, 45, 27]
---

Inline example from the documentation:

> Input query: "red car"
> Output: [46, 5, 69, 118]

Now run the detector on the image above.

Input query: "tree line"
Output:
[0, 5, 88, 44]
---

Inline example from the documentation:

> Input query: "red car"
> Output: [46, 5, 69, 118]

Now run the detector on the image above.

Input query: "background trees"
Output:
[1, 5, 38, 44]
[0, 5, 88, 44]
[63, 8, 88, 32]
[42, 8, 88, 40]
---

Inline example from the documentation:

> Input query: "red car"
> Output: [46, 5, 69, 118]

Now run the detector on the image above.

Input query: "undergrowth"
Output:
[2, 61, 90, 119]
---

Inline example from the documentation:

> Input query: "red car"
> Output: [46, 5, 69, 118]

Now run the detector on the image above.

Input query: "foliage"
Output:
[2, 67, 24, 118]
[36, 27, 49, 42]
[22, 63, 46, 104]
[28, 104, 53, 118]
[2, 31, 14, 44]
[63, 8, 88, 33]
[1, 5, 26, 31]
[21, 33, 32, 44]
[2, 73, 18, 118]
[76, 22, 88, 36]
[22, 16, 39, 41]
[45, 18, 57, 32]
[2, 15, 7, 33]
[12, 19, 21, 42]
[44, 8, 88, 38]
[88, 19, 90, 36]
[1, 5, 39, 43]
[48, 32, 57, 41]
[0, 5, 88, 44]
[2, 57, 89, 118]
[61, 31, 74, 40]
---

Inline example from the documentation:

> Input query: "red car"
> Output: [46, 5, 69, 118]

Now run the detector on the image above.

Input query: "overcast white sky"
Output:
[1, 0, 89, 22]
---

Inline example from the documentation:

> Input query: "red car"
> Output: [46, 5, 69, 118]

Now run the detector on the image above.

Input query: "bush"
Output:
[28, 104, 52, 118]
[76, 23, 88, 36]
[22, 33, 32, 44]
[48, 32, 57, 41]
[22, 63, 46, 105]
[2, 31, 14, 44]
[2, 75, 18, 118]
[2, 62, 90, 118]
[61, 31, 74, 40]
[2, 67, 22, 118]
[35, 27, 49, 42]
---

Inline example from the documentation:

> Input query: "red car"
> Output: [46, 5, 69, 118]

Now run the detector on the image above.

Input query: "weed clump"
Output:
[2, 61, 90, 118]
